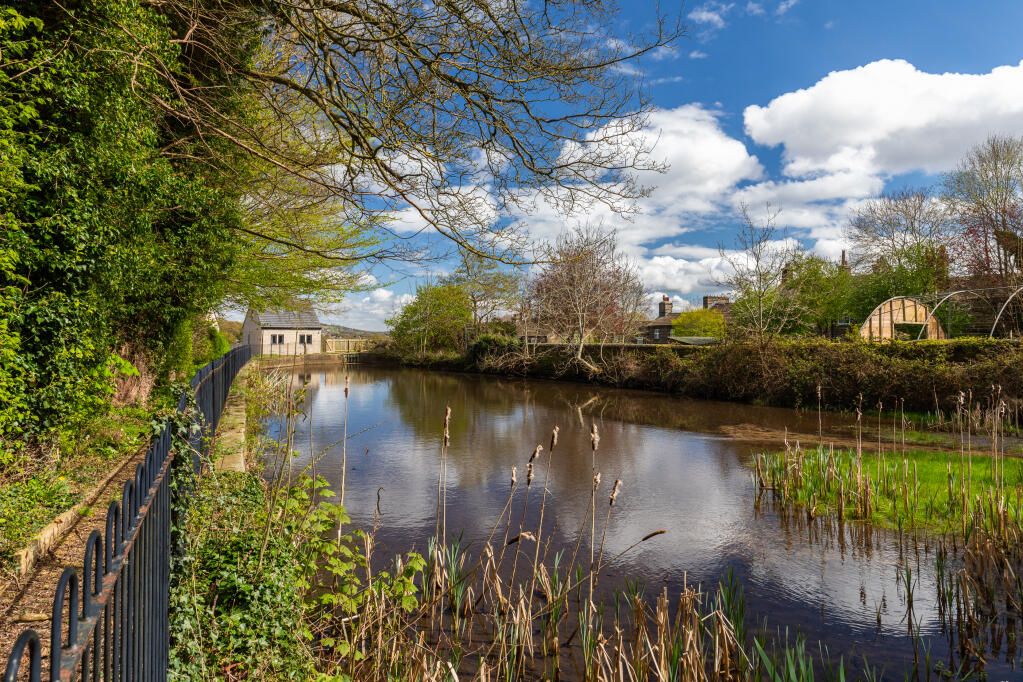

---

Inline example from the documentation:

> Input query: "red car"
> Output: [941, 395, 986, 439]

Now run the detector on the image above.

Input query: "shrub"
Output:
[169, 471, 315, 680]
[470, 333, 522, 360]
[671, 309, 726, 337]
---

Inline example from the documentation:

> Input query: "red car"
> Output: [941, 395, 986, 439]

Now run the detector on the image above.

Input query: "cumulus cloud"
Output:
[687, 2, 735, 30]
[689, 50, 709, 59]
[745, 59, 1023, 178]
[734, 58, 1023, 258]
[360, 59, 1023, 319]
[323, 288, 413, 331]
[509, 105, 763, 252]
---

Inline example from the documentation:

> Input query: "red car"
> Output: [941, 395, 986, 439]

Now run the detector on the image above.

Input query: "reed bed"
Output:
[753, 392, 1023, 679]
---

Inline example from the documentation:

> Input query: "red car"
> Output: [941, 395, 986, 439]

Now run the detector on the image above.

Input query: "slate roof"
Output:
[669, 335, 719, 346]
[644, 313, 681, 327]
[253, 307, 323, 329]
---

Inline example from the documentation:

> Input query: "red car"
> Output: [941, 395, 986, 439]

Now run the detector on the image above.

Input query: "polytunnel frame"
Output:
[912, 285, 1023, 340]
[860, 296, 946, 340]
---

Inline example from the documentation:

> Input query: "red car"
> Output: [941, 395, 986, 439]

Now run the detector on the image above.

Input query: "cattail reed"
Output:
[340, 375, 350, 505]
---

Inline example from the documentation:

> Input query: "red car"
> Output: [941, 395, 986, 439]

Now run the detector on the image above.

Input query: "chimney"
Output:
[703, 295, 729, 310]
[658, 295, 672, 318]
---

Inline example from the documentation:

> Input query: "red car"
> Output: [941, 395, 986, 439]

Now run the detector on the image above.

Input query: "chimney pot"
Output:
[659, 296, 672, 318]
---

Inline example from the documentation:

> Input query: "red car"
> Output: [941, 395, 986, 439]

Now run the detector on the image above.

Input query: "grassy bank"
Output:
[0, 331, 234, 574]
[0, 403, 160, 572]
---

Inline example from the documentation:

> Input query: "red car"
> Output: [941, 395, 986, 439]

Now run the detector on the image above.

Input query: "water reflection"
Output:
[264, 367, 1017, 680]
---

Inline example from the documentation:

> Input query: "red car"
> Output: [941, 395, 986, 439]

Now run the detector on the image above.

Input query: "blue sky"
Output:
[328, 0, 1023, 330]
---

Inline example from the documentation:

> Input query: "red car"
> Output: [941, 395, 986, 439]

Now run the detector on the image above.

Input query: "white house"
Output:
[242, 307, 324, 355]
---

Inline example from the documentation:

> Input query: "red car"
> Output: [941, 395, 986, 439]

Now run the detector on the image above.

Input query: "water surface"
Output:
[265, 366, 1017, 680]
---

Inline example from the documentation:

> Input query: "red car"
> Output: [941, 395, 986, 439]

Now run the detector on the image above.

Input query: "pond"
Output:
[263, 364, 1017, 680]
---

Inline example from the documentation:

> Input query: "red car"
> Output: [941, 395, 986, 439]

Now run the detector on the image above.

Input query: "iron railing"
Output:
[4, 344, 251, 682]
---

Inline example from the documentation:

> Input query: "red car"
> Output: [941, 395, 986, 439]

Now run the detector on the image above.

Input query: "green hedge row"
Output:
[437, 338, 1023, 412]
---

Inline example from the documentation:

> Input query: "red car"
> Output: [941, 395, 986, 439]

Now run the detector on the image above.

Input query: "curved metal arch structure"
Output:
[861, 285, 1023, 341]
[861, 296, 947, 341]
[915, 290, 969, 340]
[990, 285, 1023, 338]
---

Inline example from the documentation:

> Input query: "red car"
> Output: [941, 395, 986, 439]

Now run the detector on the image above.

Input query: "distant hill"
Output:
[217, 319, 243, 344]
[325, 324, 389, 339]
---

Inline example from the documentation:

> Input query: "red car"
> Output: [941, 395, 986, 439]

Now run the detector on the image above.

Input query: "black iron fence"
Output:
[4, 344, 251, 682]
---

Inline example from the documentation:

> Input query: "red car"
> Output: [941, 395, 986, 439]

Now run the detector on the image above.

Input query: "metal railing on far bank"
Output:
[3, 344, 251, 682]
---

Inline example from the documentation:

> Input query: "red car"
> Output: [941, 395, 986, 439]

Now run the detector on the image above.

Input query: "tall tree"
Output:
[845, 188, 955, 271]
[719, 204, 805, 342]
[785, 253, 854, 335]
[442, 250, 521, 329]
[386, 282, 472, 356]
[527, 228, 644, 368]
[112, 0, 679, 259]
[943, 135, 1023, 286]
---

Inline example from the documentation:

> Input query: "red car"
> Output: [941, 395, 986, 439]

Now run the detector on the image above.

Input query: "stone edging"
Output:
[11, 447, 144, 578]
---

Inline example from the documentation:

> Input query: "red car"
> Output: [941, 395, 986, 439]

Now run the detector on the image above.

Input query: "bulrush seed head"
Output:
[529, 444, 543, 463]
[527, 462, 534, 486]
[550, 425, 560, 451]
[511, 466, 517, 487]
[443, 405, 451, 446]
[610, 479, 622, 506]
[593, 472, 601, 490]
[590, 423, 600, 451]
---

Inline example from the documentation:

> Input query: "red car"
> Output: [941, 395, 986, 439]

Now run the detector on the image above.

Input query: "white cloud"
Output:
[650, 46, 678, 61]
[776, 0, 798, 15]
[510, 105, 763, 256]
[731, 58, 1023, 264]
[745, 59, 1023, 178]
[322, 288, 413, 331]
[687, 2, 735, 30]
[359, 59, 1023, 312]
[745, 2, 765, 15]
[689, 50, 709, 59]
[650, 75, 685, 85]
[640, 255, 730, 294]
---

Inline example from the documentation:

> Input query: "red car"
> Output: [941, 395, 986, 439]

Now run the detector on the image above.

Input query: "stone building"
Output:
[641, 296, 681, 343]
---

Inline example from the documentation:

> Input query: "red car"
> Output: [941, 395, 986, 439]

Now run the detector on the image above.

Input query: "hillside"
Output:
[324, 324, 389, 339]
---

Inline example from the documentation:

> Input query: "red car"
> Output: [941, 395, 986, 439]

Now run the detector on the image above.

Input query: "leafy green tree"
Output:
[785, 254, 854, 335]
[846, 244, 950, 322]
[441, 250, 521, 329]
[387, 283, 472, 356]
[671, 310, 726, 338]
[0, 0, 250, 440]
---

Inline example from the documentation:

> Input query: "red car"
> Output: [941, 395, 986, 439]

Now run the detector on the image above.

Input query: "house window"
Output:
[299, 333, 313, 345]
[270, 334, 284, 345]
[653, 329, 660, 340]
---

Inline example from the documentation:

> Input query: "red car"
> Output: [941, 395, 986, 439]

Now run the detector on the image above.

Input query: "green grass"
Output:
[756, 445, 1023, 534]
[0, 404, 160, 571]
